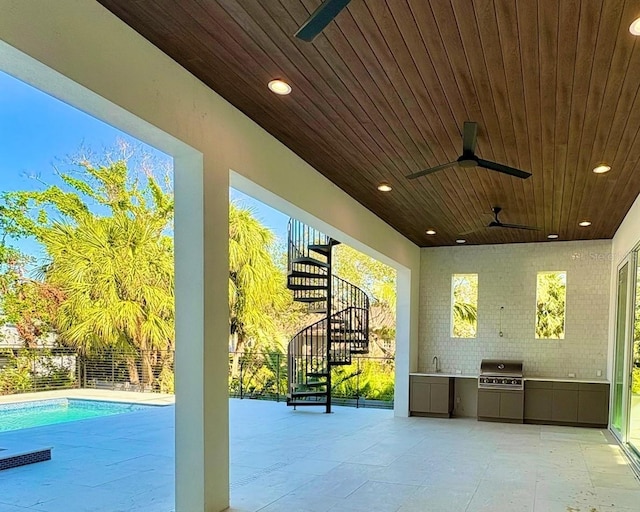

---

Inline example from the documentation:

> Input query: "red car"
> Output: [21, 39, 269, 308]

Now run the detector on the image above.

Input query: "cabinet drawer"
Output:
[411, 376, 449, 385]
[525, 380, 554, 390]
[579, 383, 609, 392]
[553, 382, 580, 390]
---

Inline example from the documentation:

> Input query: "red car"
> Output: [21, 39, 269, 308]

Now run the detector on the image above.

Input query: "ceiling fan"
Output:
[461, 207, 539, 235]
[406, 122, 532, 180]
[294, 0, 352, 42]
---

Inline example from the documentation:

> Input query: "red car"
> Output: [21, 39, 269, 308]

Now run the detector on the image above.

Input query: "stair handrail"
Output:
[287, 218, 333, 273]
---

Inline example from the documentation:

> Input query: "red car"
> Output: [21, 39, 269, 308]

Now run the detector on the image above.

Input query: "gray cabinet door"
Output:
[524, 388, 553, 421]
[577, 385, 609, 425]
[478, 389, 500, 418]
[430, 383, 450, 413]
[552, 389, 578, 423]
[410, 380, 431, 413]
[500, 391, 524, 420]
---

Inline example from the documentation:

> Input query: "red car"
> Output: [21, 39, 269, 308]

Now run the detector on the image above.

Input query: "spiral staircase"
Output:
[286, 219, 370, 413]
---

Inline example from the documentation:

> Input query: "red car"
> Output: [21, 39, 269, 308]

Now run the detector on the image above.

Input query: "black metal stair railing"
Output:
[286, 218, 370, 411]
[287, 316, 329, 405]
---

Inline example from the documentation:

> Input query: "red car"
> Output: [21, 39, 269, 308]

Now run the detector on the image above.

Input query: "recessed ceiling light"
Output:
[268, 79, 292, 95]
[426, 229, 436, 235]
[456, 239, 466, 244]
[630, 17, 640, 35]
[578, 221, 591, 227]
[377, 182, 392, 192]
[592, 164, 611, 174]
[547, 234, 559, 239]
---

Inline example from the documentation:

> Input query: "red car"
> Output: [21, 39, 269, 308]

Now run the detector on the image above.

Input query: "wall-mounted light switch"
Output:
[596, 370, 602, 377]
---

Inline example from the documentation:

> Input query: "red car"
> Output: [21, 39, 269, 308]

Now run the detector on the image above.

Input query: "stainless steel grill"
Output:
[478, 359, 524, 390]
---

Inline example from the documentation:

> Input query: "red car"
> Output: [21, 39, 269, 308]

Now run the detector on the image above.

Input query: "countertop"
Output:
[524, 376, 610, 384]
[410, 372, 477, 379]
[409, 372, 610, 384]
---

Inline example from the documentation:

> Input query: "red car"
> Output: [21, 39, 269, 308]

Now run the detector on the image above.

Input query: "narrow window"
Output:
[536, 271, 566, 339]
[451, 274, 478, 338]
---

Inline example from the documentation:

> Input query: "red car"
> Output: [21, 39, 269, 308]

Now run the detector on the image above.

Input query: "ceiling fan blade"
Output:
[490, 222, 540, 231]
[476, 158, 532, 179]
[294, 0, 351, 42]
[406, 161, 458, 179]
[462, 121, 477, 154]
[459, 227, 484, 235]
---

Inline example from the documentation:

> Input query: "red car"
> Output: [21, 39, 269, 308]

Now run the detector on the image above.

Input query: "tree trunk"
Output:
[141, 350, 154, 388]
[126, 357, 140, 385]
[231, 332, 245, 379]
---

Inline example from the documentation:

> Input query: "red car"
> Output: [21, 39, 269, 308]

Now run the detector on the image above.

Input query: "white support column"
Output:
[175, 152, 230, 512]
[394, 266, 420, 417]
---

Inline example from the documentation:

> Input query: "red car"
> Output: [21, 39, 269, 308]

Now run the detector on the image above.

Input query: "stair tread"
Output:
[306, 372, 329, 377]
[295, 296, 327, 303]
[288, 284, 328, 291]
[308, 244, 332, 255]
[288, 270, 328, 279]
[297, 381, 326, 388]
[287, 400, 328, 406]
[289, 390, 328, 397]
[292, 256, 329, 268]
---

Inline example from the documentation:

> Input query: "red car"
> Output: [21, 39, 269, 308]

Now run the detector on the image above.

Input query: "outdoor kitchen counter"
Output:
[409, 372, 477, 379]
[410, 373, 610, 384]
[410, 374, 610, 426]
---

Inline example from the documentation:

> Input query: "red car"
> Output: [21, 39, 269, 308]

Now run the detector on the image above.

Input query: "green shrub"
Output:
[0, 357, 32, 394]
[158, 365, 174, 394]
[633, 367, 640, 395]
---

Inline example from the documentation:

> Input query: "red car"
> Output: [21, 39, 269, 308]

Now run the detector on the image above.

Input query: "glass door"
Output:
[612, 261, 629, 436]
[629, 261, 640, 454]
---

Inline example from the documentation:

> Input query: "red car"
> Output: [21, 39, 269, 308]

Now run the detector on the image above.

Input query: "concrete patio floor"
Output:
[0, 396, 639, 511]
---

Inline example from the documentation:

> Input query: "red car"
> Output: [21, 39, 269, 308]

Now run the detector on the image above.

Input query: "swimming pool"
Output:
[0, 399, 156, 432]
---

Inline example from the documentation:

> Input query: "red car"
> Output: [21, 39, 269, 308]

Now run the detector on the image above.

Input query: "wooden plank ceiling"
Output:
[98, 0, 640, 247]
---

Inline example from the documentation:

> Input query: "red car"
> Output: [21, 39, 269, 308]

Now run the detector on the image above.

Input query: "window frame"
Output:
[450, 273, 478, 339]
[535, 270, 567, 340]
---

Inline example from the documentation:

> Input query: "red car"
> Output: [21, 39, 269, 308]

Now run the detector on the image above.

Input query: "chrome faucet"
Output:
[433, 356, 440, 373]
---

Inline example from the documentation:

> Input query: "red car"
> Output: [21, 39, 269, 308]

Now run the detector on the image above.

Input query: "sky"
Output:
[0, 70, 290, 264]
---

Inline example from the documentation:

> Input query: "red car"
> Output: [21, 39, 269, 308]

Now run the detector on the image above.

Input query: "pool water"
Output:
[0, 399, 154, 432]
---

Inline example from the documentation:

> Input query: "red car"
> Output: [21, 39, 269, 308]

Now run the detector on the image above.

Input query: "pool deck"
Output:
[0, 396, 639, 511]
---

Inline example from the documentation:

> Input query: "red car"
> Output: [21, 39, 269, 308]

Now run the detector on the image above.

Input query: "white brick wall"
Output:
[419, 240, 612, 379]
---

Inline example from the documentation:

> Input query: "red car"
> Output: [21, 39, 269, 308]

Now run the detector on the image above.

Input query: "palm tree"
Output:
[43, 212, 174, 385]
[0, 156, 175, 386]
[228, 202, 289, 377]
